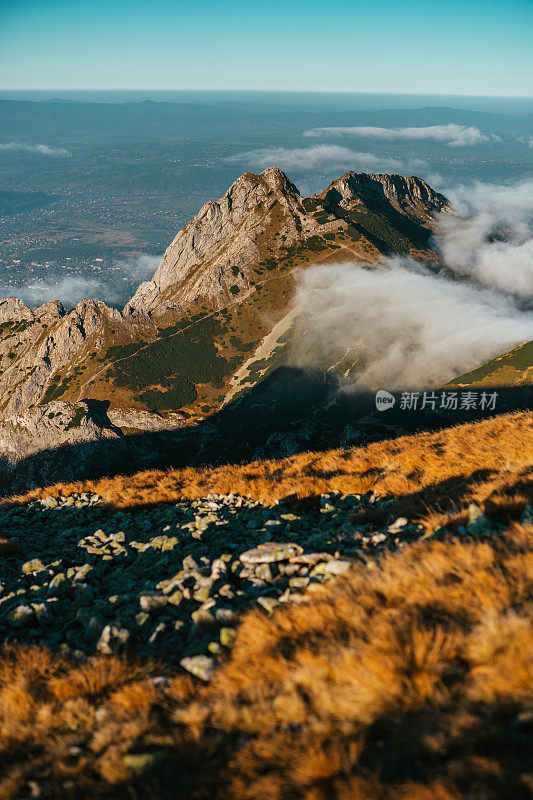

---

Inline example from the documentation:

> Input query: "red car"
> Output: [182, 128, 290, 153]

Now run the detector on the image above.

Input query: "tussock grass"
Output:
[0, 410, 531, 797]
[5, 412, 531, 527]
[0, 520, 532, 798]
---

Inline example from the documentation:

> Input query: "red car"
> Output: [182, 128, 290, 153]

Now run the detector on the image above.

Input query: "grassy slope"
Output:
[7, 410, 531, 523]
[1, 413, 531, 799]
[0, 474, 531, 795]
[449, 340, 533, 387]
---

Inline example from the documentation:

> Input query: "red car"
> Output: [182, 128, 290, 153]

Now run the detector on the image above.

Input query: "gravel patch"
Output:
[0, 490, 443, 675]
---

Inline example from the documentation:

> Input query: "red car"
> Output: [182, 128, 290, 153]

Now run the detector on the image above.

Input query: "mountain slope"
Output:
[0, 168, 448, 423]
[449, 340, 533, 386]
[0, 410, 531, 800]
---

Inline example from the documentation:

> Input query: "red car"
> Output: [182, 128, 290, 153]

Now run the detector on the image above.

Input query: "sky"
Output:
[0, 0, 532, 96]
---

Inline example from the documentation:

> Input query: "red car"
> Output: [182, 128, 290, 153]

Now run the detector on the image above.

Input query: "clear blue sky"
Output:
[0, 0, 532, 95]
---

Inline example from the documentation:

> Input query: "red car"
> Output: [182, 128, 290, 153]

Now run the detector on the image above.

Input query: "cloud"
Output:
[113, 252, 161, 281]
[0, 276, 123, 308]
[290, 179, 533, 389]
[291, 258, 532, 390]
[435, 181, 533, 299]
[0, 253, 162, 310]
[0, 142, 70, 156]
[304, 124, 499, 147]
[226, 145, 425, 173]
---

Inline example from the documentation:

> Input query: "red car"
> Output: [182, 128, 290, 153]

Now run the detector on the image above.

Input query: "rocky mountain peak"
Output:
[125, 168, 303, 316]
[318, 172, 449, 219]
[0, 297, 34, 324]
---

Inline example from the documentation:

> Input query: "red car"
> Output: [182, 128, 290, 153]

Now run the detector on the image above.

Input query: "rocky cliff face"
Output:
[0, 297, 127, 415]
[318, 172, 450, 220]
[125, 168, 306, 316]
[0, 400, 188, 494]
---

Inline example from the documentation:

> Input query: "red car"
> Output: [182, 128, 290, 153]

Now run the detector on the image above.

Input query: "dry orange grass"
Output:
[4, 412, 532, 522]
[0, 410, 531, 797]
[1, 520, 532, 799]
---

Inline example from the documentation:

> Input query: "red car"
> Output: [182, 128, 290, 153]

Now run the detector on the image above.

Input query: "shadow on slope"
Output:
[0, 366, 531, 496]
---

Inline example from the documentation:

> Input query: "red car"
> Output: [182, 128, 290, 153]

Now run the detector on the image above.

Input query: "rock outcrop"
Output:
[317, 172, 450, 220]
[0, 298, 127, 415]
[125, 167, 306, 316]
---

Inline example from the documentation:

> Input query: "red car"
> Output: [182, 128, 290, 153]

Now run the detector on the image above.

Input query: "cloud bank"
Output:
[0, 142, 70, 156]
[290, 180, 533, 389]
[2, 276, 123, 308]
[0, 253, 161, 310]
[226, 145, 425, 173]
[436, 181, 533, 300]
[304, 124, 498, 147]
[292, 259, 532, 389]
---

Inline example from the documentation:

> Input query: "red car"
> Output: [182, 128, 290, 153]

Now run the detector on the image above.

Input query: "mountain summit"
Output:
[125, 167, 447, 318]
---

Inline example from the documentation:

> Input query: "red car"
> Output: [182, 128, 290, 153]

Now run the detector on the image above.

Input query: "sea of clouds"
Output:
[290, 180, 533, 388]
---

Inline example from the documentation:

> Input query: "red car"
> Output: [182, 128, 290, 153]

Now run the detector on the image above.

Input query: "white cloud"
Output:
[304, 124, 499, 147]
[0, 276, 121, 308]
[0, 253, 162, 309]
[291, 258, 532, 390]
[113, 252, 161, 281]
[290, 179, 533, 389]
[226, 145, 425, 173]
[0, 142, 69, 156]
[435, 181, 533, 299]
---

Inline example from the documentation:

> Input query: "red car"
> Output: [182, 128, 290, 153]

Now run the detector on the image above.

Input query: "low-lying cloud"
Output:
[435, 181, 533, 300]
[304, 124, 498, 147]
[292, 259, 532, 389]
[226, 145, 425, 173]
[1, 276, 124, 309]
[291, 179, 533, 388]
[0, 142, 70, 156]
[0, 253, 161, 310]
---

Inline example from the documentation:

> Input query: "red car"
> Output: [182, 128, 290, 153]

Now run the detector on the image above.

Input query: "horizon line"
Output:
[1, 88, 533, 100]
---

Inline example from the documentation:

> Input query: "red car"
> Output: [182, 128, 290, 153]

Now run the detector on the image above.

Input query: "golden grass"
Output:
[1, 519, 532, 799]
[4, 412, 532, 520]
[0, 410, 531, 797]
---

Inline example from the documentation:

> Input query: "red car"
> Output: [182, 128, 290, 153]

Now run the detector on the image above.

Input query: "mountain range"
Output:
[0, 168, 529, 492]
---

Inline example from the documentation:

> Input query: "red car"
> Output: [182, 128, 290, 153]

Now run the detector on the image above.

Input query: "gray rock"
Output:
[96, 625, 130, 655]
[7, 604, 34, 626]
[22, 559, 45, 575]
[139, 594, 168, 612]
[180, 654, 216, 682]
[322, 559, 352, 576]
[240, 542, 303, 564]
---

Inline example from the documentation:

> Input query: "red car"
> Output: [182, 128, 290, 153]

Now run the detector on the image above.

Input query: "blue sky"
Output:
[0, 0, 532, 95]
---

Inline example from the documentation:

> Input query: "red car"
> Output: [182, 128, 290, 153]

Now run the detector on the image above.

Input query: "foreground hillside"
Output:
[0, 411, 531, 799]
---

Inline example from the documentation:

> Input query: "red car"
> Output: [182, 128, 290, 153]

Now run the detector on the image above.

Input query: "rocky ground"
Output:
[1, 489, 515, 684]
[0, 490, 437, 680]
